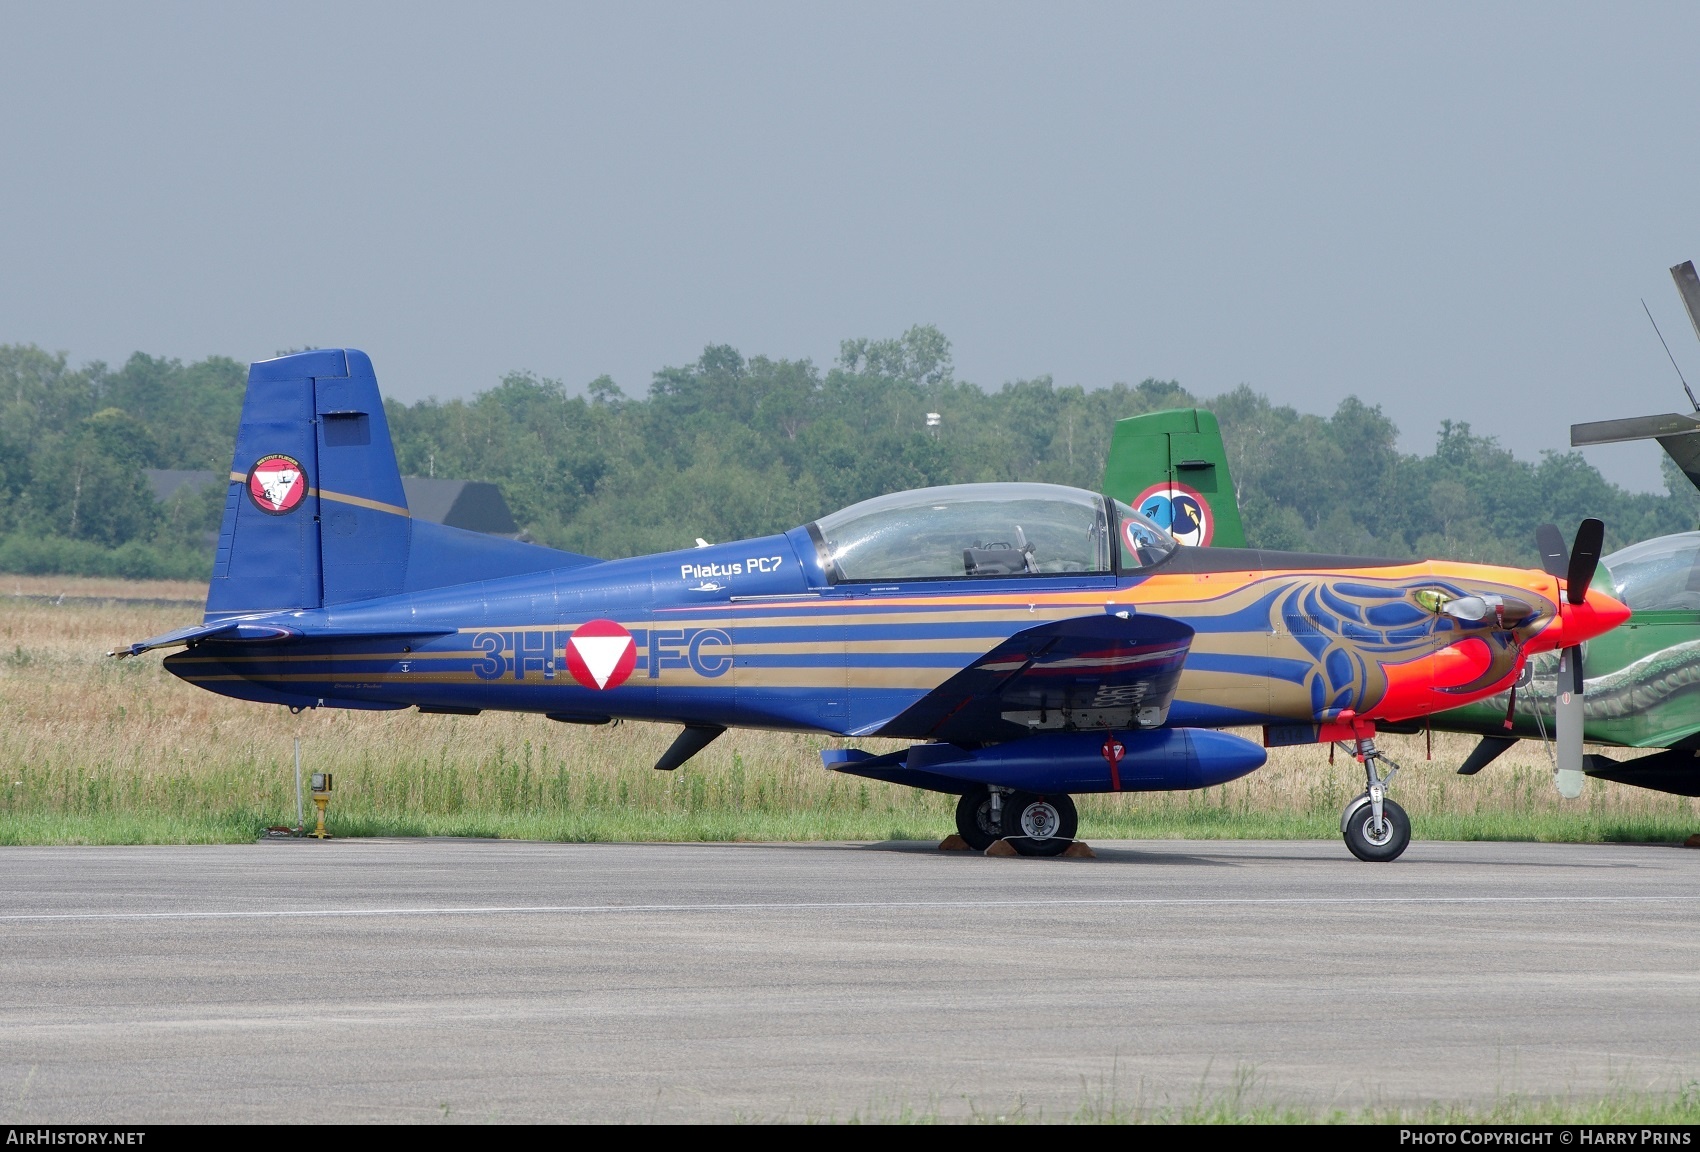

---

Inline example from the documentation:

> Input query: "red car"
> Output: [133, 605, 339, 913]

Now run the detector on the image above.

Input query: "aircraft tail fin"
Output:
[1102, 408, 1247, 548]
[206, 349, 598, 621]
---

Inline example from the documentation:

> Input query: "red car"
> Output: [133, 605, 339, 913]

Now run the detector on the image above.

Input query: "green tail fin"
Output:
[1103, 408, 1247, 548]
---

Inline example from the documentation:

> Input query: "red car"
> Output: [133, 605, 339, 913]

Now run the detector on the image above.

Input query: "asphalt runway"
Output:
[2, 837, 1697, 1122]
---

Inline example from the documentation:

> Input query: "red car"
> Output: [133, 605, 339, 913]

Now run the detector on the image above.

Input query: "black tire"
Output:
[1342, 795, 1411, 862]
[955, 787, 1003, 851]
[1001, 792, 1080, 857]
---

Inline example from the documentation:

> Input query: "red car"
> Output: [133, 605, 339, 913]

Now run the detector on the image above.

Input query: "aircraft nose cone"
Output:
[1564, 586, 1631, 643]
[1589, 586, 1632, 630]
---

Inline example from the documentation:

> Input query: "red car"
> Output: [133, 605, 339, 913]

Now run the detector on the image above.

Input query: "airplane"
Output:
[115, 348, 1630, 861]
[1446, 259, 1700, 793]
[1101, 262, 1700, 800]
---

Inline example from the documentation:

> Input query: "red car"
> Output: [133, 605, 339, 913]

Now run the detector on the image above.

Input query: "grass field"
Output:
[4, 575, 1699, 846]
[836, 1065, 1700, 1124]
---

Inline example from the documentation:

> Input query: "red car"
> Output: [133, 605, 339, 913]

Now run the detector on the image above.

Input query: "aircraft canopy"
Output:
[810, 482, 1175, 582]
[1602, 531, 1700, 612]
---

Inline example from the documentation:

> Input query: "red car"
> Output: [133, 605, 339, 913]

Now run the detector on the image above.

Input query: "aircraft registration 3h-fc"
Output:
[119, 350, 1631, 861]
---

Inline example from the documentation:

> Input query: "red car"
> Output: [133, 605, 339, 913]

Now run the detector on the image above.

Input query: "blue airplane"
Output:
[118, 349, 1630, 860]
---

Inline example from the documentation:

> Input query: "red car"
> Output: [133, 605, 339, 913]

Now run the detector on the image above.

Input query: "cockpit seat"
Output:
[964, 547, 1032, 576]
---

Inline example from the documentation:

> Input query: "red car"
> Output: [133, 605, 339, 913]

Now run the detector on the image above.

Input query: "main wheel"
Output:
[1002, 792, 1080, 857]
[1342, 795, 1411, 862]
[955, 786, 1004, 851]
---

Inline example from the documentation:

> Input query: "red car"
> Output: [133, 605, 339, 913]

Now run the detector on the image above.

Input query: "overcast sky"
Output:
[4, 2, 1699, 491]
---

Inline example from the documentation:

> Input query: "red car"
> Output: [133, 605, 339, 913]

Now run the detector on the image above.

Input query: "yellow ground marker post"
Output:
[309, 772, 334, 839]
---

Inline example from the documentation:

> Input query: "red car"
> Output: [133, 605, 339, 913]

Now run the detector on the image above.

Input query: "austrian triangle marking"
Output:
[571, 634, 633, 689]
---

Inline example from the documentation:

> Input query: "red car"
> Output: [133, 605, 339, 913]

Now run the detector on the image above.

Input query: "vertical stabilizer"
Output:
[1103, 408, 1247, 548]
[207, 348, 600, 622]
[313, 351, 412, 604]
[207, 350, 339, 618]
[208, 349, 411, 619]
[1672, 261, 1700, 345]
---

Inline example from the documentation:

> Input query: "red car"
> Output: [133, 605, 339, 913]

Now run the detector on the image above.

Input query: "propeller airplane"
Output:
[1104, 261, 1700, 803]
[117, 349, 1630, 861]
[1442, 258, 1700, 796]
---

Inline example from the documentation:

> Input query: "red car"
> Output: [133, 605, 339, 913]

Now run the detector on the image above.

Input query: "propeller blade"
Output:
[1554, 645, 1585, 798]
[1535, 524, 1569, 578]
[1566, 518, 1604, 604]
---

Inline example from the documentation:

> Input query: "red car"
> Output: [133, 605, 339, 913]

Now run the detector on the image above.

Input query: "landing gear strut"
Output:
[1338, 732, 1411, 862]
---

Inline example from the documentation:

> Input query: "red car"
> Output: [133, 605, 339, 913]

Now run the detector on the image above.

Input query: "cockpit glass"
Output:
[1112, 500, 1179, 572]
[1601, 532, 1700, 612]
[810, 483, 1112, 582]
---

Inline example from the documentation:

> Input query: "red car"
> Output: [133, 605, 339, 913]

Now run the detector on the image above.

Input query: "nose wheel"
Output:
[1337, 735, 1411, 862]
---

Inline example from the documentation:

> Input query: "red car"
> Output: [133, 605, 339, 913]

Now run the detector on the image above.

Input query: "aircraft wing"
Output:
[867, 612, 1195, 742]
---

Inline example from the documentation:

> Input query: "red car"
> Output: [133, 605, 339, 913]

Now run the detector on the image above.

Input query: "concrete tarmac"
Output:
[1, 837, 1697, 1122]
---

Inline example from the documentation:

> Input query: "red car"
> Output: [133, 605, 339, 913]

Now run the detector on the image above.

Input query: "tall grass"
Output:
[4, 577, 1698, 845]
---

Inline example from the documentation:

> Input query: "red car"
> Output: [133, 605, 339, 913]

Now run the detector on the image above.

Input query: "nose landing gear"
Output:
[1337, 730, 1411, 862]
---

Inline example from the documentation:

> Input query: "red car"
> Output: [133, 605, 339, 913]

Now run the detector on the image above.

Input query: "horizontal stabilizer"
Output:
[866, 611, 1194, 742]
[1570, 412, 1700, 445]
[114, 620, 455, 658]
[111, 620, 291, 657]
[1572, 412, 1700, 495]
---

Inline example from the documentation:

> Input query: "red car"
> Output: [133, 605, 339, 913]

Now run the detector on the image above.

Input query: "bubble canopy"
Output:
[807, 482, 1176, 583]
[1602, 531, 1700, 612]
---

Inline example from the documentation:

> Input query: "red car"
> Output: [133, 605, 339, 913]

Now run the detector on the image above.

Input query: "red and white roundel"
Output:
[1133, 480, 1214, 546]
[248, 454, 308, 515]
[565, 619, 637, 691]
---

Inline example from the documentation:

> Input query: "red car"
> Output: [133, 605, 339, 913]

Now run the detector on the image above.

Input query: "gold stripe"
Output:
[224, 470, 410, 518]
[317, 487, 410, 518]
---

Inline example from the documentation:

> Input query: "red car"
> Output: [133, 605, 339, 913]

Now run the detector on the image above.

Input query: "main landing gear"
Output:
[955, 785, 1080, 857]
[1337, 731, 1411, 862]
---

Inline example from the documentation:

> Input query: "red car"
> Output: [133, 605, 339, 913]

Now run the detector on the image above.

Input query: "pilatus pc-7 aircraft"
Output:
[118, 349, 1630, 861]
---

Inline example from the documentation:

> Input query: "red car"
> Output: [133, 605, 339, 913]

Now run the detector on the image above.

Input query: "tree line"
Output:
[1, 326, 1694, 581]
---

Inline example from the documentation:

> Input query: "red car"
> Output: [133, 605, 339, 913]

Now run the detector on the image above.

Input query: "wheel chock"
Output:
[938, 834, 972, 851]
[1061, 841, 1096, 858]
[984, 838, 1020, 857]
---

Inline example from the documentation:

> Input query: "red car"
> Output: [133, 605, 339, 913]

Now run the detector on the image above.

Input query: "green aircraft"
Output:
[1102, 261, 1700, 798]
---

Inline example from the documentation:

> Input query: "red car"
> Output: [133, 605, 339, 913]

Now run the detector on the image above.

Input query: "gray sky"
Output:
[4, 2, 1698, 492]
